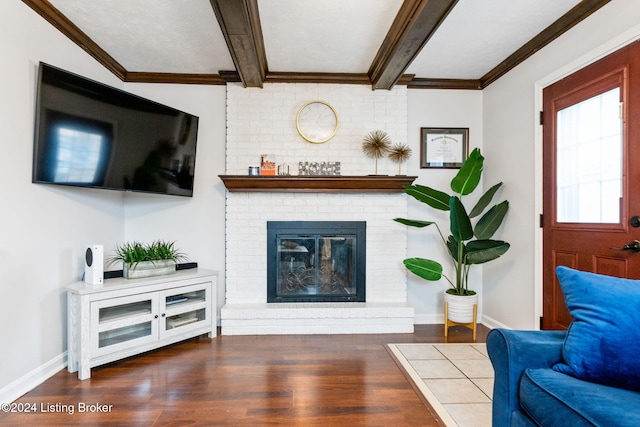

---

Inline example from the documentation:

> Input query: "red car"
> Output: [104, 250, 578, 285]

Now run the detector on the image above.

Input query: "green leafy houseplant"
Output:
[108, 240, 187, 267]
[394, 148, 510, 296]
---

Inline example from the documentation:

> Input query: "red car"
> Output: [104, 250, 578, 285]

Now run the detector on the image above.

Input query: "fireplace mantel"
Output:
[219, 175, 417, 193]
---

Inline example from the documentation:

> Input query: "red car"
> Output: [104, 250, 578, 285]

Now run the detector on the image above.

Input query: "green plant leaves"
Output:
[397, 147, 510, 293]
[451, 148, 484, 196]
[393, 218, 436, 228]
[108, 240, 187, 266]
[469, 182, 503, 218]
[449, 196, 473, 242]
[404, 184, 451, 211]
[403, 258, 443, 281]
[474, 201, 509, 239]
[465, 240, 510, 264]
[446, 235, 466, 262]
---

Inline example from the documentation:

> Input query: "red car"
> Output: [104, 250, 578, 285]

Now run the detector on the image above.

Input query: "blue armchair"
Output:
[487, 328, 640, 427]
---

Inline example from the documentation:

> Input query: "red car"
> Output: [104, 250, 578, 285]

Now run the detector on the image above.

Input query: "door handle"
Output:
[611, 240, 640, 252]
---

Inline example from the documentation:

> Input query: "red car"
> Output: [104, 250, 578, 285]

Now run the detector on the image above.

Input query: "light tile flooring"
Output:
[387, 343, 493, 427]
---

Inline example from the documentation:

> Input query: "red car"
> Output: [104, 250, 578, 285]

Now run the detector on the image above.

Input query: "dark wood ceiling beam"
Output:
[480, 0, 611, 88]
[210, 0, 267, 88]
[266, 72, 371, 85]
[219, 72, 418, 86]
[124, 72, 226, 85]
[408, 78, 481, 90]
[21, 0, 127, 80]
[368, 0, 459, 90]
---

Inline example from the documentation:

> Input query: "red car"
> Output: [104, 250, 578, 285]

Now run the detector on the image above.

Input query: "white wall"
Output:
[121, 83, 227, 319]
[406, 90, 484, 323]
[0, 2, 227, 402]
[482, 0, 640, 329]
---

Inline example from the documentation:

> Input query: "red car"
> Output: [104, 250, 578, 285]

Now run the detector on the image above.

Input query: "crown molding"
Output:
[124, 72, 226, 85]
[481, 0, 611, 88]
[408, 78, 481, 90]
[22, 0, 127, 80]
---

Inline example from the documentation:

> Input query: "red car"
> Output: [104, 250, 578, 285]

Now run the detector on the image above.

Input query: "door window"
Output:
[556, 88, 622, 223]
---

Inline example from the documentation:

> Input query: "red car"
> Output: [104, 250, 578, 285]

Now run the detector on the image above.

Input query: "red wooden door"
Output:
[542, 40, 640, 330]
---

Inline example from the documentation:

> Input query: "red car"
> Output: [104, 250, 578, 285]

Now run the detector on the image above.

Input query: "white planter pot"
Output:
[444, 292, 478, 324]
[124, 260, 176, 279]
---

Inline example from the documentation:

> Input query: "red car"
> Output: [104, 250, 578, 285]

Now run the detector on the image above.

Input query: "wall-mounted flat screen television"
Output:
[32, 62, 199, 197]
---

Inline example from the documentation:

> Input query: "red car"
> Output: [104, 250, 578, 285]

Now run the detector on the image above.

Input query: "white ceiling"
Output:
[407, 0, 582, 79]
[46, 0, 584, 82]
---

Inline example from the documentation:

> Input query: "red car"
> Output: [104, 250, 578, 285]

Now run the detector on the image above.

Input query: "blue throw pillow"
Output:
[553, 266, 640, 391]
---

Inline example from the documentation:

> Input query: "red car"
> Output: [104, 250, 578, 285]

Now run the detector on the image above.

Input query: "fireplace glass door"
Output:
[267, 221, 366, 302]
[278, 235, 356, 297]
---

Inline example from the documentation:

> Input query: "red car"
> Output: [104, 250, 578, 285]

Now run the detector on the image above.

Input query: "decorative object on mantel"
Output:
[218, 175, 416, 193]
[108, 240, 188, 279]
[298, 161, 341, 176]
[388, 142, 412, 175]
[362, 130, 392, 175]
[394, 148, 509, 340]
[260, 154, 276, 175]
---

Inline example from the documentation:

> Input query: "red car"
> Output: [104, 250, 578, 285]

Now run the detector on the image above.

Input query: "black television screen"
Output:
[32, 62, 199, 197]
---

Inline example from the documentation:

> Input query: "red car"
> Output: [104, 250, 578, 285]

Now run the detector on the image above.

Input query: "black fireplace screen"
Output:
[267, 221, 366, 303]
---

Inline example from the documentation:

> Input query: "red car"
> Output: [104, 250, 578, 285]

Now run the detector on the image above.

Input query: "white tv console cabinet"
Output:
[66, 269, 217, 380]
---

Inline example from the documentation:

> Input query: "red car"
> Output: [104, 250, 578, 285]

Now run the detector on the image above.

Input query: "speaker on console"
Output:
[84, 244, 103, 285]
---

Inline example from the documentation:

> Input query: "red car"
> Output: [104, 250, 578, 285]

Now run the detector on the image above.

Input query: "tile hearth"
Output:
[387, 343, 493, 427]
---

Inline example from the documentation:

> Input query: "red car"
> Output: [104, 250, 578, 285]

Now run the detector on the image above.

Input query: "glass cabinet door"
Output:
[91, 293, 159, 357]
[160, 282, 211, 338]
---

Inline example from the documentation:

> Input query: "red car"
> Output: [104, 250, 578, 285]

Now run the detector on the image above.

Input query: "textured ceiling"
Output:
[41, 0, 592, 87]
[406, 0, 583, 79]
[49, 0, 235, 74]
[258, 0, 404, 74]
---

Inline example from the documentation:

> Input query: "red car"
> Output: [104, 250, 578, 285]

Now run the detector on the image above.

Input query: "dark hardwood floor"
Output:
[1, 324, 489, 426]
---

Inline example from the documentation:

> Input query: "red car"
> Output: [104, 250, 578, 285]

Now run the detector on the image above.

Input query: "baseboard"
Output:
[0, 352, 67, 404]
[479, 314, 511, 330]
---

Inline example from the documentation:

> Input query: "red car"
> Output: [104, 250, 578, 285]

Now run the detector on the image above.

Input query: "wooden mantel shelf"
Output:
[219, 175, 417, 193]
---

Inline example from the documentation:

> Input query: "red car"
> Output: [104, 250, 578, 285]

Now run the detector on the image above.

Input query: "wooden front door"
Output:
[542, 40, 640, 330]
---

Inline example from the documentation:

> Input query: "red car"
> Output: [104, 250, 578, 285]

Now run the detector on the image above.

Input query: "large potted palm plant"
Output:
[394, 148, 510, 324]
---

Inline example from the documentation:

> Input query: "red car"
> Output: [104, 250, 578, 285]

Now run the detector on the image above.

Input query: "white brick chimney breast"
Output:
[221, 83, 414, 334]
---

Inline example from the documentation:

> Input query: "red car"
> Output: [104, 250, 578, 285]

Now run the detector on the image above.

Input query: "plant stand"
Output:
[444, 301, 477, 341]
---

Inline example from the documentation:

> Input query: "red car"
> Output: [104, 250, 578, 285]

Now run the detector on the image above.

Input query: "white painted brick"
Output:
[222, 83, 413, 333]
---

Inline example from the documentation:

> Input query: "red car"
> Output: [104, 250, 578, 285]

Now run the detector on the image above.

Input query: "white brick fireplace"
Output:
[220, 83, 414, 334]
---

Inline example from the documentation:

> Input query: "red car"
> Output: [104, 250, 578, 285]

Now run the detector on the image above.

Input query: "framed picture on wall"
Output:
[420, 127, 469, 168]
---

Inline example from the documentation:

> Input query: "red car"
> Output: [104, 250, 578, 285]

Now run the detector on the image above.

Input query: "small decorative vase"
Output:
[124, 260, 176, 279]
[444, 292, 478, 324]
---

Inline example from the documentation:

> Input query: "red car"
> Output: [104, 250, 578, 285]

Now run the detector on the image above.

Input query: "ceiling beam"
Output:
[210, 0, 267, 88]
[21, 0, 127, 80]
[480, 0, 611, 88]
[368, 0, 459, 90]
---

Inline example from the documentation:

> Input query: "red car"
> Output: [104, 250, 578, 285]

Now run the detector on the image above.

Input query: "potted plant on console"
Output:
[394, 148, 509, 339]
[109, 240, 188, 279]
